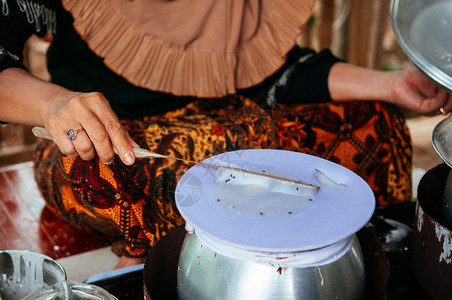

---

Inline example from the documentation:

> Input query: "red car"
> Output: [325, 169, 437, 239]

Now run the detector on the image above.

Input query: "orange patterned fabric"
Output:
[33, 96, 412, 257]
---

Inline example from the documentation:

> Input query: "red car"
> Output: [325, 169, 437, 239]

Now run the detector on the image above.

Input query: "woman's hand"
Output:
[43, 91, 137, 165]
[386, 68, 452, 115]
[0, 68, 136, 165]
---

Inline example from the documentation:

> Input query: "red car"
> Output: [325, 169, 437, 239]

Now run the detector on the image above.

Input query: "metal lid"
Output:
[391, 0, 452, 92]
[175, 150, 375, 252]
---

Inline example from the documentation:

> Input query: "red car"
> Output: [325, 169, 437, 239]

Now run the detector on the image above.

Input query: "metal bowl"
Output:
[0, 250, 67, 299]
[391, 0, 452, 92]
[177, 232, 365, 300]
[23, 280, 118, 300]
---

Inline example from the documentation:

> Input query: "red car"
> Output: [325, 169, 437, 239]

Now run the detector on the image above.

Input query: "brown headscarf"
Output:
[62, 0, 315, 97]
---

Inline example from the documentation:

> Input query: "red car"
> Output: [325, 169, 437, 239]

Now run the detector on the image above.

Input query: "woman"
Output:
[1, 0, 451, 268]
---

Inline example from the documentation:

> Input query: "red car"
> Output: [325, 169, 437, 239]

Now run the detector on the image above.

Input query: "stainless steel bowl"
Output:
[391, 0, 452, 92]
[23, 280, 118, 300]
[0, 250, 67, 299]
[177, 232, 365, 300]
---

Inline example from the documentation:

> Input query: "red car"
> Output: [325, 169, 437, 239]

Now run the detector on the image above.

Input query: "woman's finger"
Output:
[428, 90, 451, 116]
[70, 129, 96, 161]
[104, 119, 135, 165]
[78, 115, 116, 164]
[440, 93, 452, 114]
[47, 126, 79, 158]
[85, 93, 135, 165]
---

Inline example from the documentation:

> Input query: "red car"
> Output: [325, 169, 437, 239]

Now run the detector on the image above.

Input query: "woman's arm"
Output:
[0, 68, 65, 125]
[1, 1, 135, 166]
[328, 62, 452, 115]
[0, 67, 136, 165]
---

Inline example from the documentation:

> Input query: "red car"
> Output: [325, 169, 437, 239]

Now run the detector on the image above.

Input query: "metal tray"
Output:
[391, 0, 452, 92]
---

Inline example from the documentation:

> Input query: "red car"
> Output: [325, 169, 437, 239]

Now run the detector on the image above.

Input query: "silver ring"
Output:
[66, 128, 83, 141]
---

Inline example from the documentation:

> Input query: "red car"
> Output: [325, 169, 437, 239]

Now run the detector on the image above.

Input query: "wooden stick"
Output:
[32, 126, 320, 189]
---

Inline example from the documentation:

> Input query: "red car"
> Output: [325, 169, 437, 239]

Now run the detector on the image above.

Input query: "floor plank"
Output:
[0, 200, 30, 250]
[0, 162, 111, 259]
[0, 172, 61, 257]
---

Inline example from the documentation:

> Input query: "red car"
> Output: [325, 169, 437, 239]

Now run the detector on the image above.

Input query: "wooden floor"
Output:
[0, 162, 110, 259]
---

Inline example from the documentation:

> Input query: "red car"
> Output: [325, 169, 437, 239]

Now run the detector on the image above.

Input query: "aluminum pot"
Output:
[175, 150, 374, 300]
[177, 231, 365, 300]
[0, 250, 67, 299]
[412, 163, 452, 300]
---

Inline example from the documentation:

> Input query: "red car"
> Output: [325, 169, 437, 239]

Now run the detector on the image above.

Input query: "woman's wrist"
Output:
[328, 62, 394, 103]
